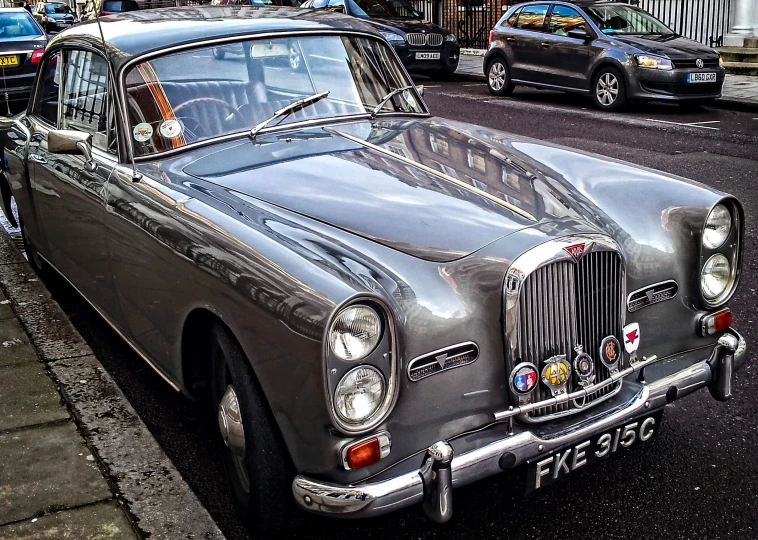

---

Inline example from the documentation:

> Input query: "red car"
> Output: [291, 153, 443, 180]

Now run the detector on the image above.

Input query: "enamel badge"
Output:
[541, 355, 571, 396]
[623, 322, 640, 354]
[573, 345, 595, 388]
[600, 336, 622, 372]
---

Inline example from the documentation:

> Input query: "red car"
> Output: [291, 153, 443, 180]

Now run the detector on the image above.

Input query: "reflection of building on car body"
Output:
[485, 1, 726, 110]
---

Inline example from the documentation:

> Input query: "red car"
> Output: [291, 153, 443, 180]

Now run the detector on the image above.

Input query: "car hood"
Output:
[611, 34, 718, 60]
[181, 117, 681, 262]
[360, 17, 449, 36]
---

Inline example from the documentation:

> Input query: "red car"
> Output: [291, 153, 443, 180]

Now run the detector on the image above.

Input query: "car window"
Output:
[515, 4, 548, 32]
[354, 0, 419, 18]
[505, 8, 521, 27]
[102, 0, 139, 11]
[549, 5, 587, 35]
[0, 11, 43, 38]
[45, 4, 71, 13]
[61, 50, 113, 153]
[584, 5, 672, 35]
[33, 52, 61, 126]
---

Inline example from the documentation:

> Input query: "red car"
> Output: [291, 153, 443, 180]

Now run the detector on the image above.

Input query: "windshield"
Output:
[354, 0, 420, 19]
[45, 3, 72, 13]
[584, 5, 673, 35]
[125, 35, 425, 156]
[0, 12, 42, 38]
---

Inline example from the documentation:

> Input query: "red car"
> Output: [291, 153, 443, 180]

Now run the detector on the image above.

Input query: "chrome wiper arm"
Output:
[249, 90, 330, 140]
[370, 85, 415, 120]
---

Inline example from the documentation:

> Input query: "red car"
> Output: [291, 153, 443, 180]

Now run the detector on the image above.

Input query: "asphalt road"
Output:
[33, 80, 758, 540]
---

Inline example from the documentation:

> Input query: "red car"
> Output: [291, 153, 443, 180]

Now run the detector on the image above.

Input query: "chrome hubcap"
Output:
[596, 73, 619, 106]
[489, 62, 506, 91]
[218, 385, 250, 493]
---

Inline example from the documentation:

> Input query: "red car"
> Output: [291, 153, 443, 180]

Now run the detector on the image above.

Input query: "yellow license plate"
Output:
[0, 56, 18, 67]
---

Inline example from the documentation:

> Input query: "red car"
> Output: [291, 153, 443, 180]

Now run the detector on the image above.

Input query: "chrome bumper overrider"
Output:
[292, 330, 747, 521]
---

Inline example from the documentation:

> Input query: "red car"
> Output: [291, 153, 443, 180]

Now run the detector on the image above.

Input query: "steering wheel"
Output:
[171, 98, 247, 139]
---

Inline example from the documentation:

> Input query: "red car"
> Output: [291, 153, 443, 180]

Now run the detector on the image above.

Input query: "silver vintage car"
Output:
[0, 6, 747, 534]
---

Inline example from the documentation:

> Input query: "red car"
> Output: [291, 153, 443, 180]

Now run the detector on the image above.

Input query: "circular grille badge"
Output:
[574, 346, 595, 387]
[509, 362, 539, 395]
[600, 336, 622, 372]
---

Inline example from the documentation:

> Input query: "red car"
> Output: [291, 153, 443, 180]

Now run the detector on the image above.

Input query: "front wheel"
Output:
[486, 58, 514, 96]
[592, 67, 626, 111]
[210, 323, 297, 535]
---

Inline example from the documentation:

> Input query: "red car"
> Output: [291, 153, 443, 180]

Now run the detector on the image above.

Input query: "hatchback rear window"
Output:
[0, 12, 43, 38]
[515, 4, 548, 32]
[102, 0, 139, 11]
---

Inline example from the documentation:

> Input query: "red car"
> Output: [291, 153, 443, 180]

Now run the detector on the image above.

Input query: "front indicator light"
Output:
[334, 366, 386, 424]
[342, 432, 391, 470]
[701, 308, 733, 336]
[719, 56, 724, 68]
[701, 253, 731, 300]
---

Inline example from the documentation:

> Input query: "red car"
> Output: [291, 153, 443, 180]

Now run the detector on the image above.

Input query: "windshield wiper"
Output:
[249, 90, 330, 140]
[370, 85, 415, 120]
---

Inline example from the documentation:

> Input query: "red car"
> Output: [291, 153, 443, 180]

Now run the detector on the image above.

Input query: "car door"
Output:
[540, 4, 593, 89]
[27, 47, 120, 312]
[507, 3, 550, 82]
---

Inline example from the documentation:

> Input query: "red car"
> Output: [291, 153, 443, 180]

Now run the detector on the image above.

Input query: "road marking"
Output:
[645, 119, 720, 130]
[687, 120, 721, 125]
[463, 83, 484, 87]
[423, 85, 441, 88]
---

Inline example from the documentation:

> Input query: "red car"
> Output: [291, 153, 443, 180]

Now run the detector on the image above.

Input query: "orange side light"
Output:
[345, 438, 382, 470]
[701, 308, 732, 336]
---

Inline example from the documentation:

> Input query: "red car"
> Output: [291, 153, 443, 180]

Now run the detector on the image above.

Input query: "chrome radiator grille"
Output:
[514, 250, 623, 419]
[407, 33, 443, 46]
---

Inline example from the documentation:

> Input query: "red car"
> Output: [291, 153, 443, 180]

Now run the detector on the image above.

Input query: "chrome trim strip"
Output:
[37, 253, 182, 392]
[406, 341, 479, 382]
[292, 329, 747, 519]
[325, 128, 537, 222]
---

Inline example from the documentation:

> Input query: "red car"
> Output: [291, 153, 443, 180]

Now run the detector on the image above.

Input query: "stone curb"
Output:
[0, 228, 225, 540]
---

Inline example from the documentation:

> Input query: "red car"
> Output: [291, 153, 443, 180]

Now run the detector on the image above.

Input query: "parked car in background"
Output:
[300, 0, 460, 78]
[32, 2, 76, 33]
[485, 0, 726, 110]
[0, 8, 45, 112]
[0, 6, 748, 534]
[81, 0, 139, 20]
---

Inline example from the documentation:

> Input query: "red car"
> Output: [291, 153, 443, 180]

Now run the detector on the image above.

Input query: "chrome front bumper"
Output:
[292, 330, 747, 520]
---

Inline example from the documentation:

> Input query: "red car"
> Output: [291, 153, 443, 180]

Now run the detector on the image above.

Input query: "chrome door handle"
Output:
[540, 42, 550, 48]
[29, 153, 47, 164]
[505, 37, 516, 42]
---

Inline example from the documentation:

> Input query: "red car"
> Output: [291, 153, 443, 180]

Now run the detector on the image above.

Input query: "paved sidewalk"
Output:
[0, 290, 138, 537]
[455, 53, 758, 108]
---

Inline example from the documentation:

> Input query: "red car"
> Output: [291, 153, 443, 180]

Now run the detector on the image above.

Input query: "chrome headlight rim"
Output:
[700, 200, 742, 309]
[701, 253, 737, 307]
[323, 296, 399, 435]
[702, 203, 732, 250]
[333, 365, 387, 425]
[328, 304, 383, 362]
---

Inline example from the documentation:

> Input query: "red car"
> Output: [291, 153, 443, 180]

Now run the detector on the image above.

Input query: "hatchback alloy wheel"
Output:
[486, 58, 514, 96]
[596, 72, 619, 106]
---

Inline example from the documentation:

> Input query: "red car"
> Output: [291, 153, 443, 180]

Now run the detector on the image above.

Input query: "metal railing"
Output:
[628, 0, 732, 47]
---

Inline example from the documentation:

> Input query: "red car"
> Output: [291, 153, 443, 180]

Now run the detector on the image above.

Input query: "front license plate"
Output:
[415, 52, 440, 60]
[0, 55, 18, 67]
[525, 411, 662, 493]
[687, 72, 717, 83]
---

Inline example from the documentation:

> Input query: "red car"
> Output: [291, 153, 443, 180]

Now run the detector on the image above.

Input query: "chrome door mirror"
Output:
[47, 129, 96, 172]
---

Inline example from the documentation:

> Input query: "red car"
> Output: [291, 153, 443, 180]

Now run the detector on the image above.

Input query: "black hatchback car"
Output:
[301, 0, 460, 78]
[484, 1, 725, 110]
[32, 2, 76, 33]
[0, 8, 46, 111]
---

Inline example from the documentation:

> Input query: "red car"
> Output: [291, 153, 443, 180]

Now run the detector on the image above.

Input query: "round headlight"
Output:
[701, 253, 731, 300]
[334, 366, 386, 424]
[328, 305, 382, 361]
[703, 204, 732, 249]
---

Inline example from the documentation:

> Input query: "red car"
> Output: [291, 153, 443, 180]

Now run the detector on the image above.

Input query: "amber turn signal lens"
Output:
[701, 308, 733, 336]
[345, 438, 381, 470]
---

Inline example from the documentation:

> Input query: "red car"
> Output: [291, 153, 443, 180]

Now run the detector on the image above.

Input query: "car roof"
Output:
[48, 6, 381, 71]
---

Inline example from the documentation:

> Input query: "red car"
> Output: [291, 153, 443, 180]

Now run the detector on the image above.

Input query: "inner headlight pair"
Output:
[380, 30, 405, 44]
[634, 54, 673, 70]
[700, 204, 737, 303]
[328, 305, 387, 425]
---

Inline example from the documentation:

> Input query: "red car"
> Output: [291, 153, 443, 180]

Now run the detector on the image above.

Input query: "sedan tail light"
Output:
[31, 49, 44, 64]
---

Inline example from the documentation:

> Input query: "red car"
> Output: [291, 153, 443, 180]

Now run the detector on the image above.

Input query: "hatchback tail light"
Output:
[488, 29, 495, 43]
[31, 48, 44, 64]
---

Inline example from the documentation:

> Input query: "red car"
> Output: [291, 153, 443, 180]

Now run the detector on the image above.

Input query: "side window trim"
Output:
[515, 4, 550, 33]
[27, 49, 63, 130]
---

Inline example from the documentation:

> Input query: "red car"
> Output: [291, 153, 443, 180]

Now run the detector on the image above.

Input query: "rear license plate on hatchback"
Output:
[0, 55, 18, 67]
[415, 52, 440, 60]
[525, 411, 662, 493]
[687, 72, 717, 83]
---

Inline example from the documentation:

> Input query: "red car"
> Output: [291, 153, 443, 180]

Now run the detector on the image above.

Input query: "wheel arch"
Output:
[589, 59, 629, 91]
[483, 49, 510, 74]
[180, 306, 232, 400]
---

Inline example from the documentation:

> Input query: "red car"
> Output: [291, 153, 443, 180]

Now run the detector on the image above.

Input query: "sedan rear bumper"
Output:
[292, 329, 746, 520]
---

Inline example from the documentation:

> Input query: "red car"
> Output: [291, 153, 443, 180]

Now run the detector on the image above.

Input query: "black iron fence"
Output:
[408, 0, 732, 50]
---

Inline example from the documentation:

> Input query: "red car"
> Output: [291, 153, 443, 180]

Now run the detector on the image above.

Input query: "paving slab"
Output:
[0, 343, 38, 368]
[0, 318, 30, 347]
[0, 500, 136, 539]
[0, 290, 13, 320]
[0, 422, 112, 525]
[0, 362, 68, 431]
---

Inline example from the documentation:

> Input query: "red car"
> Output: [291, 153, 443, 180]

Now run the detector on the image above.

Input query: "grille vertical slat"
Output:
[513, 250, 623, 419]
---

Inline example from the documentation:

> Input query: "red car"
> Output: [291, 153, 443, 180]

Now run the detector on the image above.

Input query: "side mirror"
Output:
[47, 129, 96, 172]
[416, 84, 424, 97]
[567, 28, 591, 41]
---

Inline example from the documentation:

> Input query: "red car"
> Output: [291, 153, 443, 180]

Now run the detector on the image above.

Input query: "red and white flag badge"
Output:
[623, 322, 640, 354]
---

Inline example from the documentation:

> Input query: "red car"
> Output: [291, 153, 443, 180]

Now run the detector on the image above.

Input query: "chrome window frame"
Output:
[115, 29, 431, 163]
